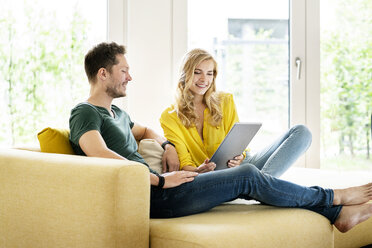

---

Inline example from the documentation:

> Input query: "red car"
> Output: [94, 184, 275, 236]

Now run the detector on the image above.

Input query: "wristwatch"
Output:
[157, 175, 165, 189]
[161, 140, 175, 150]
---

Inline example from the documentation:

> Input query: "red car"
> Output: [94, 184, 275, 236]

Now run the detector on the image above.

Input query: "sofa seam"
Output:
[150, 235, 205, 248]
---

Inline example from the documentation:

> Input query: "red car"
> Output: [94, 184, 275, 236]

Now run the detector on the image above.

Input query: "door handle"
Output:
[295, 57, 301, 80]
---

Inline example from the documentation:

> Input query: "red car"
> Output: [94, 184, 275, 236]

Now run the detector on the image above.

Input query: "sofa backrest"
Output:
[36, 127, 164, 174]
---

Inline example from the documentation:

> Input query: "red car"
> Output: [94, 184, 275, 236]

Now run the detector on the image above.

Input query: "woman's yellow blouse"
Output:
[160, 93, 246, 169]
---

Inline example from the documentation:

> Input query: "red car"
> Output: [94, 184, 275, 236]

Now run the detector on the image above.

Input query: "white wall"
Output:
[125, 0, 178, 134]
[108, 0, 187, 134]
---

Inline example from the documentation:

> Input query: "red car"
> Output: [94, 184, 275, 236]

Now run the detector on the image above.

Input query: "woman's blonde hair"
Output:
[175, 48, 223, 128]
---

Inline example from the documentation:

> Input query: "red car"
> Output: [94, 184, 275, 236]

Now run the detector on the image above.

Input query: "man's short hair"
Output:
[84, 42, 126, 83]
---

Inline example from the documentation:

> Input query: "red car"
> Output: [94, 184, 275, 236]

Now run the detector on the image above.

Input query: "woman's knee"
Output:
[291, 124, 312, 143]
[235, 163, 260, 175]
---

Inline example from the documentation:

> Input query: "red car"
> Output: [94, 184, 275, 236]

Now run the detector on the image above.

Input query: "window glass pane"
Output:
[188, 0, 289, 151]
[0, 0, 107, 146]
[320, 0, 372, 171]
[320, 0, 372, 170]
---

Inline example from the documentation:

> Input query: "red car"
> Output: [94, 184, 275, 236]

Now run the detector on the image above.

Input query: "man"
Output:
[69, 42, 372, 232]
[69, 42, 198, 188]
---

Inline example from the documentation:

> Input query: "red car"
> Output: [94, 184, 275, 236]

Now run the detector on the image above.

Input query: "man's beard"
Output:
[106, 85, 126, 98]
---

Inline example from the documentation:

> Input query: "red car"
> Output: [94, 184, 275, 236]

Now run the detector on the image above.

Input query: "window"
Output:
[320, 0, 371, 170]
[0, 0, 107, 147]
[188, 0, 290, 152]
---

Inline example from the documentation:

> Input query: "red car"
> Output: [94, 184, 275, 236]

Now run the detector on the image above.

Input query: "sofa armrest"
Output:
[0, 148, 150, 248]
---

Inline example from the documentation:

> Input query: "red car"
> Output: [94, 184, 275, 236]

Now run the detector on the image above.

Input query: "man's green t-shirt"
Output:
[69, 102, 158, 174]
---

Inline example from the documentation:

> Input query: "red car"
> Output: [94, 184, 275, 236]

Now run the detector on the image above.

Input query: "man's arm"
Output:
[79, 129, 197, 188]
[79, 130, 127, 159]
[131, 123, 180, 172]
[131, 122, 166, 147]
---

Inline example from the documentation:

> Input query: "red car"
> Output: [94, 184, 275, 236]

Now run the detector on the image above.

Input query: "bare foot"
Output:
[334, 204, 372, 233]
[333, 183, 372, 206]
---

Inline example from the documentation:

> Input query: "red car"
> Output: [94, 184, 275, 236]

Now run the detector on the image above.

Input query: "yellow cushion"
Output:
[37, 127, 75, 154]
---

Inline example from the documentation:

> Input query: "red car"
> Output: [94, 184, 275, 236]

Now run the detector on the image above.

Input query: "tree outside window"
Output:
[0, 0, 106, 147]
[320, 0, 371, 170]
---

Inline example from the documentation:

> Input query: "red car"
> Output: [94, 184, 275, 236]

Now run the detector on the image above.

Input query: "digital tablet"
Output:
[210, 122, 262, 170]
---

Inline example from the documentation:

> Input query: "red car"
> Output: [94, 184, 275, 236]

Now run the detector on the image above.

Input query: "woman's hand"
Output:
[227, 154, 244, 168]
[162, 171, 198, 188]
[196, 159, 216, 173]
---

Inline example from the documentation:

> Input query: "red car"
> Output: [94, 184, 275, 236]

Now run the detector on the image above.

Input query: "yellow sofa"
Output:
[1, 146, 371, 248]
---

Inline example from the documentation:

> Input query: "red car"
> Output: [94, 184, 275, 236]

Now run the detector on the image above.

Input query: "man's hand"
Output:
[162, 145, 180, 172]
[227, 154, 244, 168]
[195, 159, 216, 173]
[162, 171, 198, 188]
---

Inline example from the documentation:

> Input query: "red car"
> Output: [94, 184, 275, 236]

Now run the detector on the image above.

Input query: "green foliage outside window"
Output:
[321, 0, 371, 164]
[0, 1, 91, 146]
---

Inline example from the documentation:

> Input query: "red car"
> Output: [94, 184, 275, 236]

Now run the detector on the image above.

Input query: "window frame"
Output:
[172, 0, 321, 168]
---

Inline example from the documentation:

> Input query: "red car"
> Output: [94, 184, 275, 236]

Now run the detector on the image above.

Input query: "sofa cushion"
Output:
[282, 167, 372, 248]
[138, 139, 163, 174]
[150, 203, 333, 248]
[37, 127, 75, 154]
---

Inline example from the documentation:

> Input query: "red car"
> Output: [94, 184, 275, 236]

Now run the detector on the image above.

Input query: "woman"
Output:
[154, 48, 372, 233]
[160, 48, 311, 177]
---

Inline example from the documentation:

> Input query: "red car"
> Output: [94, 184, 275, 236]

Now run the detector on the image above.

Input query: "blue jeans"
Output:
[150, 125, 342, 223]
[245, 124, 312, 177]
